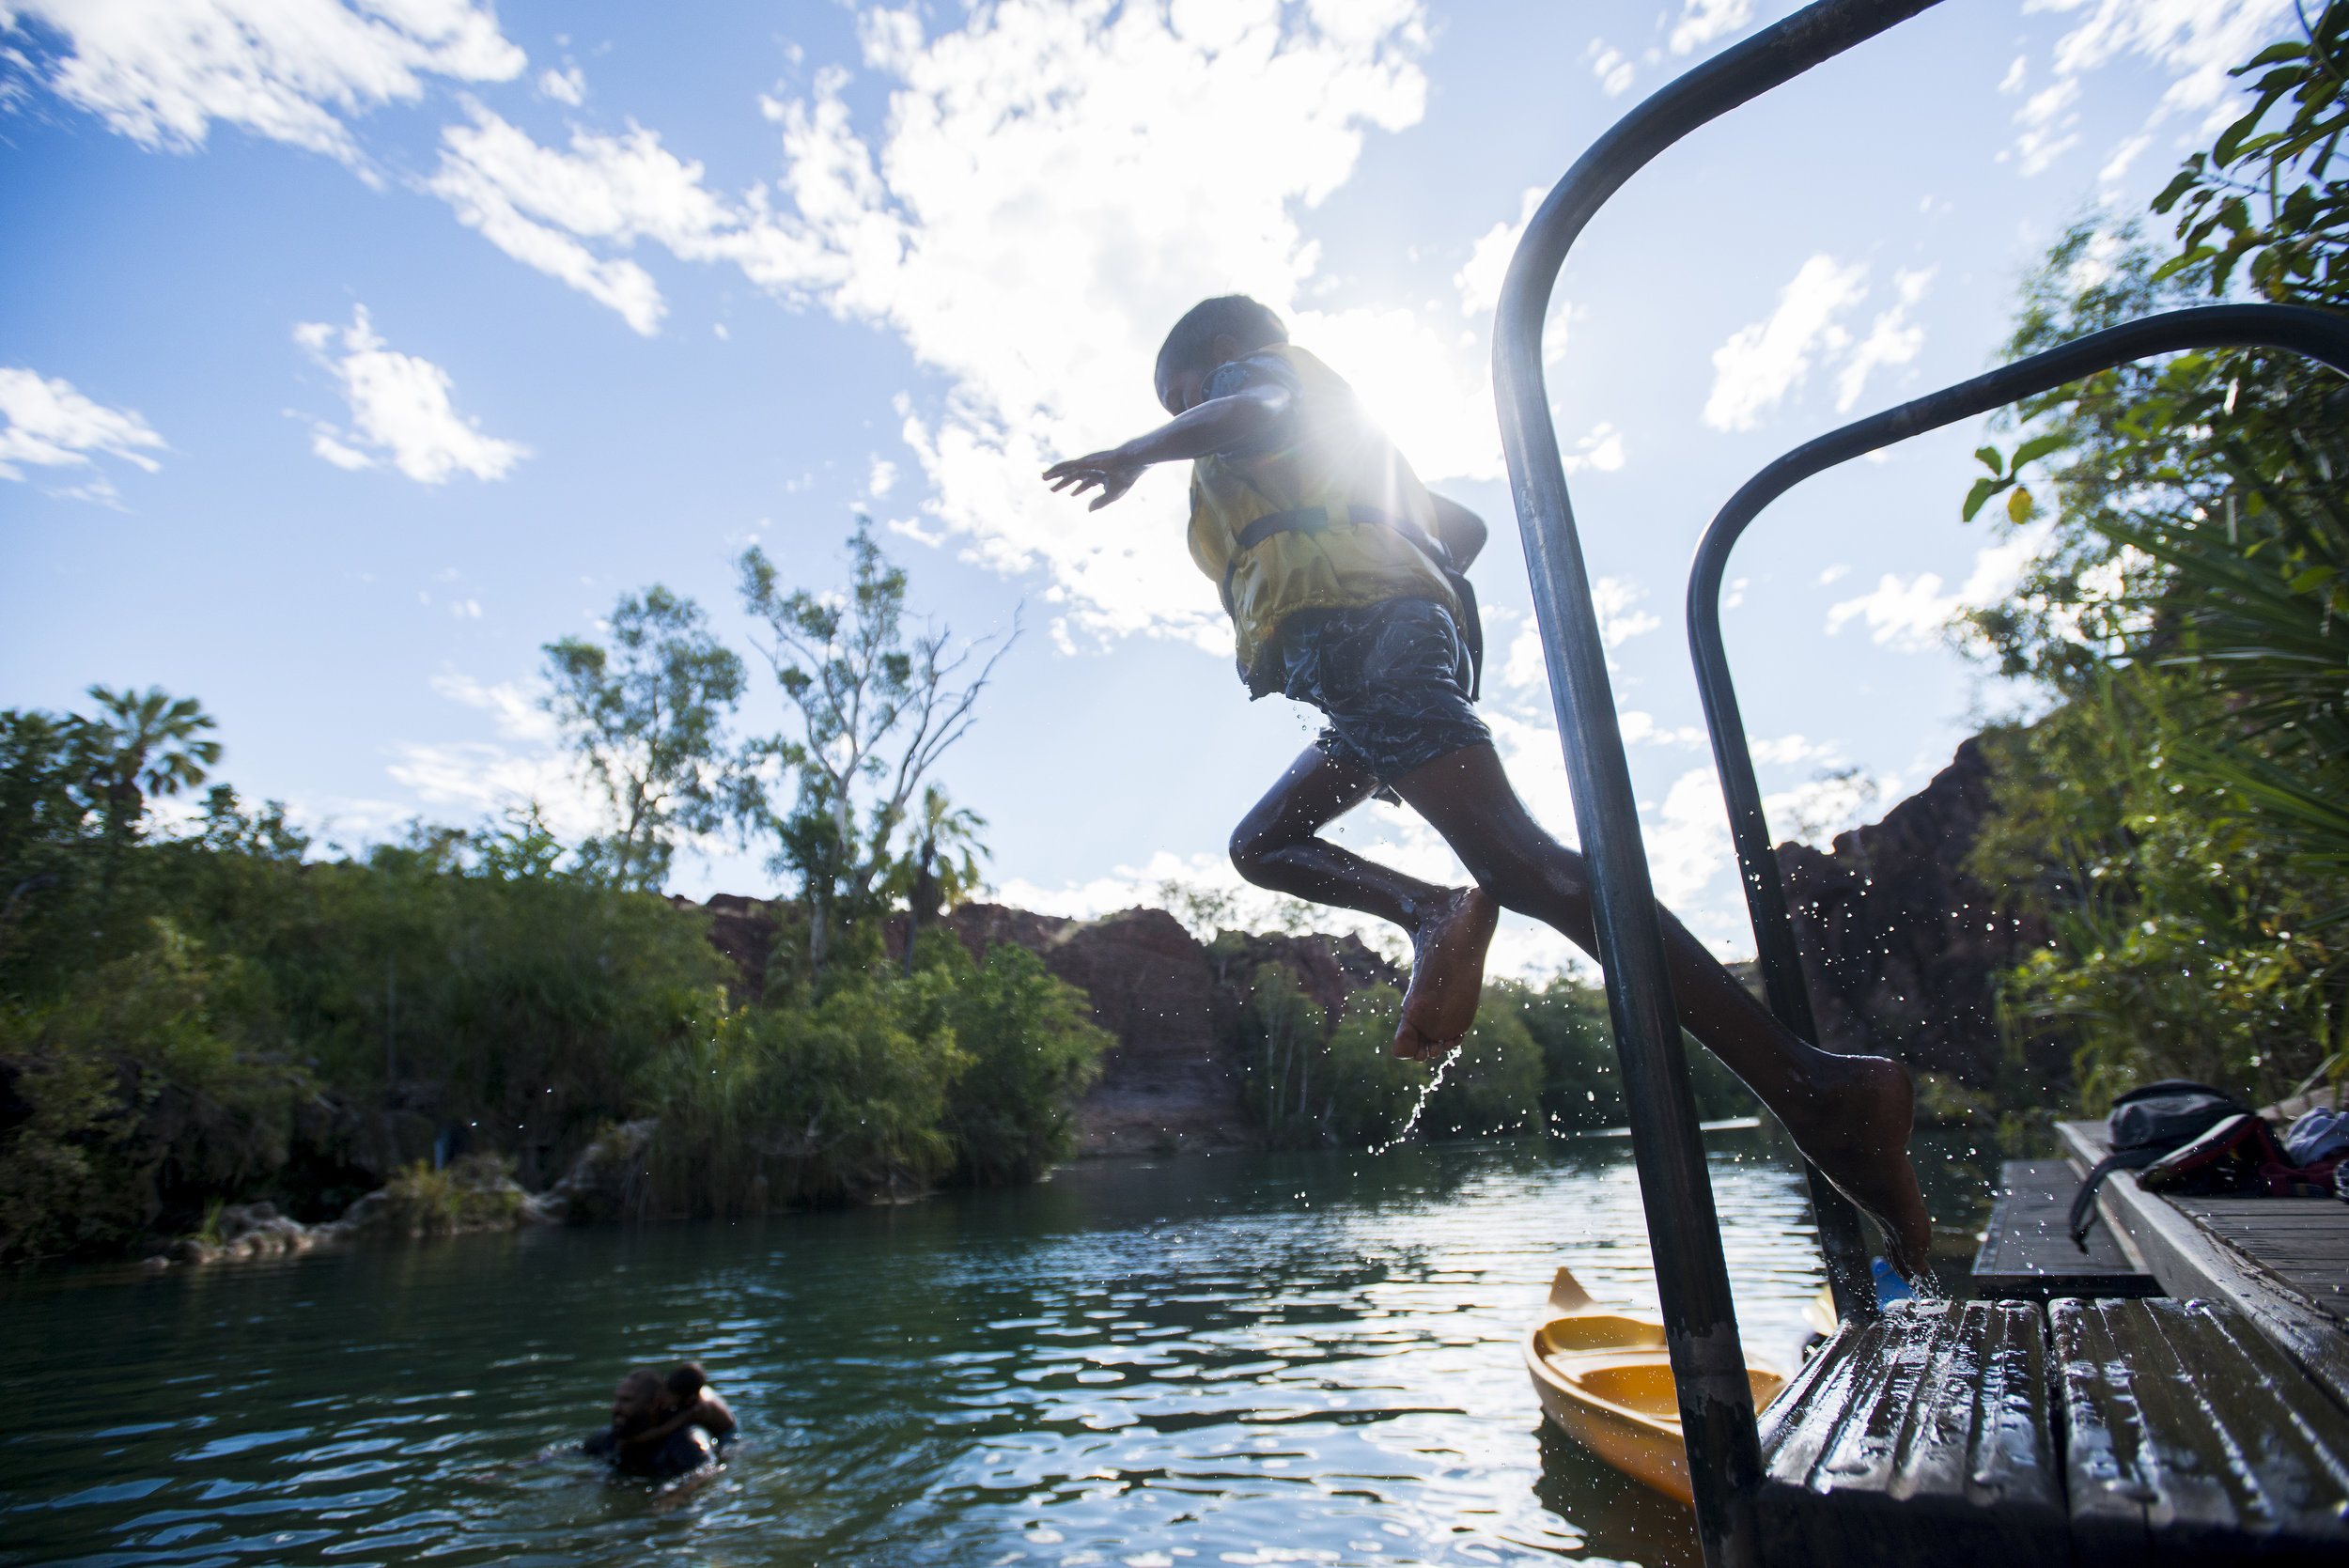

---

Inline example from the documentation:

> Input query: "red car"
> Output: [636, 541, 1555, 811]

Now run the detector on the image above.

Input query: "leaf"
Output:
[2008, 486, 2035, 525]
[2214, 106, 2267, 167]
[2241, 40, 2308, 70]
[2012, 431, 2071, 470]
[2152, 167, 2201, 214]
[1974, 444, 2005, 475]
[1963, 476, 2003, 522]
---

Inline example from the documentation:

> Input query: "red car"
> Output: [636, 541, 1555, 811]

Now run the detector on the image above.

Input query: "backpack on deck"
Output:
[2067, 1079, 2251, 1249]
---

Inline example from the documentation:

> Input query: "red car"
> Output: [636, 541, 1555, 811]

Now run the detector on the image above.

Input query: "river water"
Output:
[0, 1129, 1988, 1568]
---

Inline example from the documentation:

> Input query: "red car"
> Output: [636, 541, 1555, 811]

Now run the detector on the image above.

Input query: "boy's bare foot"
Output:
[1782, 1052, 1933, 1284]
[1392, 886, 1499, 1060]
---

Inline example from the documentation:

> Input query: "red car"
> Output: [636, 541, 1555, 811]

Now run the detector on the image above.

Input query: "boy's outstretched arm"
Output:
[1042, 381, 1291, 511]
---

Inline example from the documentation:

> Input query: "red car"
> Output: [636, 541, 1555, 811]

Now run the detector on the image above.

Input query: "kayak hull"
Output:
[1523, 1268, 1786, 1507]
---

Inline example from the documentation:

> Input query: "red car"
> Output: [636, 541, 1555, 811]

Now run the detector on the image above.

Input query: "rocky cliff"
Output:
[682, 895, 1401, 1157]
[1774, 737, 2050, 1085]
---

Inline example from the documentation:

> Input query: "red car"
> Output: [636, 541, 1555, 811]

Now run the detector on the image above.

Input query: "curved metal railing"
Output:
[1686, 305, 2349, 1119]
[1493, 3, 1944, 1560]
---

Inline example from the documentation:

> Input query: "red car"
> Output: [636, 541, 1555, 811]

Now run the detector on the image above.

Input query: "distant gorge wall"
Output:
[684, 895, 1401, 1157]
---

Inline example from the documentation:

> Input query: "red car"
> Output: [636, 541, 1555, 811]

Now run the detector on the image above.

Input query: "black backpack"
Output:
[2067, 1079, 2251, 1248]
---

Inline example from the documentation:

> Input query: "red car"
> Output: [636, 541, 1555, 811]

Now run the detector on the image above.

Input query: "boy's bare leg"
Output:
[1229, 747, 1498, 1057]
[1386, 743, 1930, 1280]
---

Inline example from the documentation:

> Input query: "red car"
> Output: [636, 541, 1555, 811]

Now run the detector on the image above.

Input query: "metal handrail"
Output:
[1494, 2, 1943, 1562]
[1687, 304, 2349, 1141]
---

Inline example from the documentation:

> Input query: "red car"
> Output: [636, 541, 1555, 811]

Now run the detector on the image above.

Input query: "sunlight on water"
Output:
[0, 1130, 1990, 1568]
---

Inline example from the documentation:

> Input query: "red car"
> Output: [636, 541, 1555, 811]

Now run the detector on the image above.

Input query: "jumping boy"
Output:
[1042, 295, 1931, 1277]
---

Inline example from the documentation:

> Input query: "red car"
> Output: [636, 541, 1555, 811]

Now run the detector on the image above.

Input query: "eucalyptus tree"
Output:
[736, 520, 1012, 978]
[542, 585, 746, 893]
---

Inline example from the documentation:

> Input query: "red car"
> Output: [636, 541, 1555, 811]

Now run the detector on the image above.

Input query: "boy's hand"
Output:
[1042, 446, 1145, 511]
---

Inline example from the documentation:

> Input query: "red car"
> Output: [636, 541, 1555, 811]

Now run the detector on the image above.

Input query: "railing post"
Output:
[1491, 4, 1942, 1563]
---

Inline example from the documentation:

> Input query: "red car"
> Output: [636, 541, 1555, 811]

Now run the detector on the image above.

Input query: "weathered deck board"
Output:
[1973, 1158, 2163, 1301]
[2053, 1297, 2349, 1565]
[1756, 1298, 2065, 1566]
[2057, 1120, 2349, 1413]
[2169, 1198, 2349, 1330]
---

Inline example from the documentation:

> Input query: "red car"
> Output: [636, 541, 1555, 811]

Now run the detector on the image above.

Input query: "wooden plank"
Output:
[1973, 1159, 2163, 1301]
[1756, 1298, 2066, 1566]
[2058, 1120, 2349, 1415]
[2053, 1297, 2349, 1565]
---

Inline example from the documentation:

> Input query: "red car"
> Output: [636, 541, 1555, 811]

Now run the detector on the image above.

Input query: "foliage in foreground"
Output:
[1960, 5, 2349, 1110]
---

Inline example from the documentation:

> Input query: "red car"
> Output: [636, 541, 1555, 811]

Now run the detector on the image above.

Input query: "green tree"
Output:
[736, 520, 1011, 978]
[1960, 4, 2349, 1106]
[84, 685, 220, 843]
[542, 585, 746, 892]
[934, 941, 1109, 1183]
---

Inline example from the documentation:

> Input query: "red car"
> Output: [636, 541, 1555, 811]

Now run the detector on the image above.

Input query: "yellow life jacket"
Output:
[1184, 345, 1472, 694]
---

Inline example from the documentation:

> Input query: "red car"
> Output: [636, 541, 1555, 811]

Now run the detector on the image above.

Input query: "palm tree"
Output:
[84, 685, 221, 841]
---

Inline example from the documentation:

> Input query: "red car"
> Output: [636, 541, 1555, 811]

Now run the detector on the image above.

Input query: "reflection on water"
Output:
[0, 1128, 1994, 1567]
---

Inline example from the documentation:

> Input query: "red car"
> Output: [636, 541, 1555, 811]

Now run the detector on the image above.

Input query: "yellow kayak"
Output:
[1522, 1266, 1788, 1506]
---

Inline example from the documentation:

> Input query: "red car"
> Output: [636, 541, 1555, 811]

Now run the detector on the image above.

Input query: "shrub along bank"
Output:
[1232, 963, 1755, 1149]
[0, 708, 1112, 1261]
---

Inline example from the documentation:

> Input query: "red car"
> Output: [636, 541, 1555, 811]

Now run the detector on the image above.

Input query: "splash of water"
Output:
[1366, 1046, 1457, 1155]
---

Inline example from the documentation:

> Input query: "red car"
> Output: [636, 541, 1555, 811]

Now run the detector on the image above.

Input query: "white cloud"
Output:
[1668, 0, 1753, 55]
[1834, 265, 1935, 411]
[1501, 615, 1549, 693]
[0, 366, 165, 490]
[388, 670, 599, 838]
[425, 108, 713, 334]
[2033, 0, 2294, 128]
[1455, 184, 1545, 319]
[2013, 74, 2083, 176]
[2011, 0, 2295, 177]
[1619, 710, 1705, 749]
[294, 305, 528, 482]
[868, 456, 898, 497]
[1749, 733, 1838, 767]
[6, 0, 524, 163]
[1560, 421, 1626, 474]
[1824, 521, 2052, 651]
[1586, 39, 1634, 96]
[1998, 54, 2030, 94]
[1825, 571, 1958, 650]
[1643, 767, 1732, 906]
[417, 1, 1468, 653]
[537, 64, 584, 105]
[430, 672, 556, 741]
[1592, 575, 1661, 648]
[1816, 563, 1850, 585]
[1764, 768, 1889, 851]
[1703, 254, 1868, 431]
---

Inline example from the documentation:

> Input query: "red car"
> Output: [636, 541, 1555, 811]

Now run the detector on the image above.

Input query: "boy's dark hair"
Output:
[666, 1361, 708, 1398]
[1155, 295, 1287, 386]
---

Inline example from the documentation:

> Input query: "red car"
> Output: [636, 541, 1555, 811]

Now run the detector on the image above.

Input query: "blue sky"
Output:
[0, 0, 2295, 974]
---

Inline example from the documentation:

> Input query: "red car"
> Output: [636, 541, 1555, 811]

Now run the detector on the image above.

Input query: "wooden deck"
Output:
[2055, 1119, 2349, 1411]
[1746, 1126, 2349, 1562]
[1971, 1159, 2162, 1301]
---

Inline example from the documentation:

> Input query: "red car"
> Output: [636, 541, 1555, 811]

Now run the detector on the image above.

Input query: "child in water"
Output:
[1041, 295, 1931, 1277]
[583, 1362, 734, 1478]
